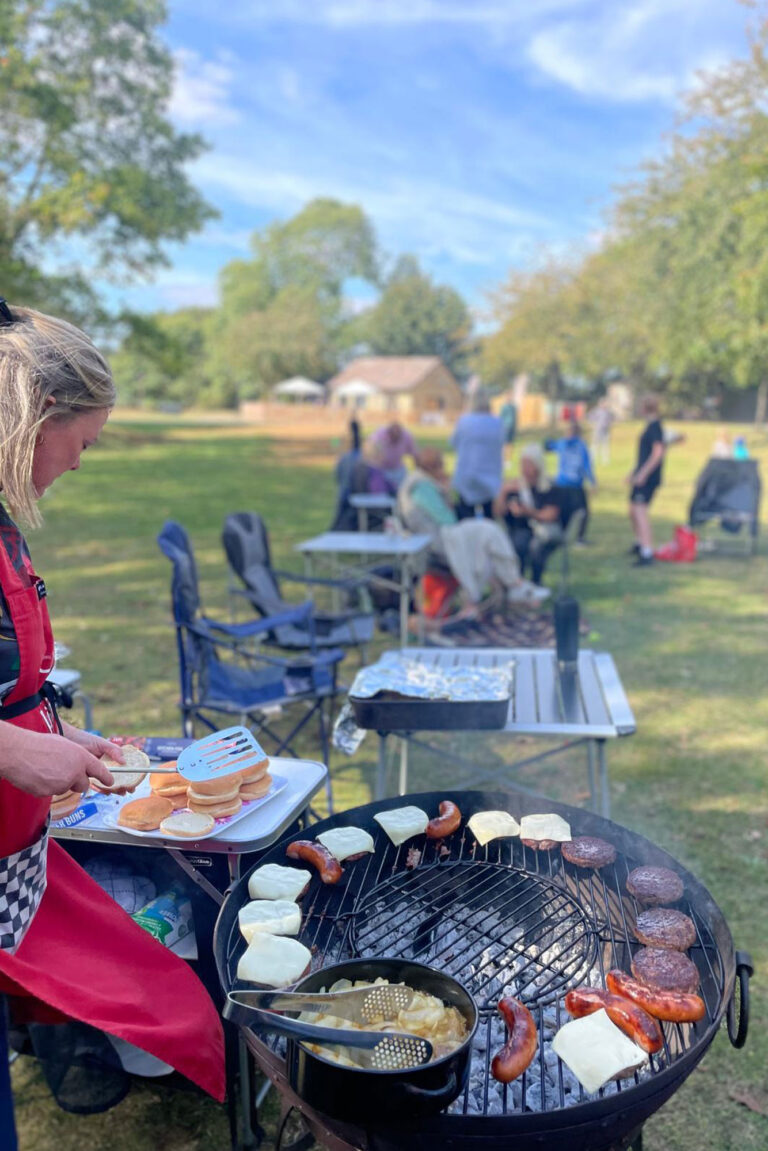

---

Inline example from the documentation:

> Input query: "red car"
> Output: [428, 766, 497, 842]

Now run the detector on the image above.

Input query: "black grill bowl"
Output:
[285, 958, 477, 1123]
[215, 789, 745, 1151]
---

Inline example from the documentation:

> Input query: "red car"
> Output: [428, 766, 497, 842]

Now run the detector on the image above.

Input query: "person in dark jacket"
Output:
[628, 395, 665, 566]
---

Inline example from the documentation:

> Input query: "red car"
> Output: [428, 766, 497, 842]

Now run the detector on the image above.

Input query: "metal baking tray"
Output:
[349, 691, 510, 732]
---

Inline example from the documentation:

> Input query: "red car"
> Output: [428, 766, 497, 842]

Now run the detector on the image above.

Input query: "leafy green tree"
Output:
[359, 255, 471, 377]
[216, 198, 379, 393]
[0, 0, 214, 319]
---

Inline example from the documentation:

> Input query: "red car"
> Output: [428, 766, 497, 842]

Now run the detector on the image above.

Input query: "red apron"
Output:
[0, 528, 225, 1101]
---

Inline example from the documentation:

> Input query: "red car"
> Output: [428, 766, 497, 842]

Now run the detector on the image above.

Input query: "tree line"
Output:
[3, 1, 768, 413]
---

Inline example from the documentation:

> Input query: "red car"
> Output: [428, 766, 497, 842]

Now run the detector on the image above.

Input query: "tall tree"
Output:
[359, 254, 472, 377]
[216, 198, 379, 394]
[0, 0, 215, 320]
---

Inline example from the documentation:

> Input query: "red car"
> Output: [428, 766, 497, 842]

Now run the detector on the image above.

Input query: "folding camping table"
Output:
[357, 648, 636, 818]
[296, 530, 431, 646]
[348, 492, 396, 531]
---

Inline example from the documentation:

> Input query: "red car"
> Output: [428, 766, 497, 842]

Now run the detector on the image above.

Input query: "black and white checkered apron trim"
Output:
[0, 820, 48, 953]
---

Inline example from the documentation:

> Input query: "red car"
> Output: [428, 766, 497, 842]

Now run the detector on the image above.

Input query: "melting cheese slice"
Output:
[237, 934, 312, 987]
[248, 863, 311, 902]
[519, 813, 572, 842]
[373, 806, 429, 846]
[467, 810, 520, 846]
[316, 826, 375, 862]
[238, 900, 302, 942]
[552, 1009, 648, 1094]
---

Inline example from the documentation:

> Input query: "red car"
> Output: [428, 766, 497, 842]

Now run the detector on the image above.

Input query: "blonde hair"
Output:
[0, 305, 115, 525]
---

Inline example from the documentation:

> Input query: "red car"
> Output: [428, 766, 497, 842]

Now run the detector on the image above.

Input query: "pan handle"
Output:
[727, 950, 753, 1049]
[401, 1071, 457, 1102]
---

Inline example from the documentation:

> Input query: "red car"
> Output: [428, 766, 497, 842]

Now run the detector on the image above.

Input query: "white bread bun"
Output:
[159, 810, 216, 838]
[239, 774, 273, 801]
[94, 745, 150, 794]
[187, 784, 241, 805]
[188, 795, 242, 819]
[184, 770, 245, 798]
[238, 757, 270, 784]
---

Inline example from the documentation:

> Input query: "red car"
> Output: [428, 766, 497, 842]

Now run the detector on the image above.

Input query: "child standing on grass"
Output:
[544, 421, 595, 546]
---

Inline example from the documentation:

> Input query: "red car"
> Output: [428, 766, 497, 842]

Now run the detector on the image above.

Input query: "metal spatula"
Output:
[223, 997, 432, 1070]
[228, 983, 415, 1025]
[176, 725, 268, 785]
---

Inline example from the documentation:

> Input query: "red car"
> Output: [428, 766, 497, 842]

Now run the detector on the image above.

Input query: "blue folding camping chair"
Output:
[158, 521, 343, 811]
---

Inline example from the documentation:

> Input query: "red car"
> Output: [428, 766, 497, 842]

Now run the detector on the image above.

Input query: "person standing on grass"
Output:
[0, 300, 225, 1148]
[451, 388, 505, 519]
[628, 394, 666, 566]
[544, 421, 596, 547]
[588, 399, 614, 465]
[366, 420, 416, 489]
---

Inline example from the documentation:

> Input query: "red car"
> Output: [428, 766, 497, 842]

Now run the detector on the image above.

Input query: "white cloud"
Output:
[190, 152, 551, 267]
[528, 0, 736, 104]
[147, 268, 220, 309]
[169, 48, 241, 126]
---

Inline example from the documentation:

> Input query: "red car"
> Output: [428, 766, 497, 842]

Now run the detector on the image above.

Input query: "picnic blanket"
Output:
[424, 606, 590, 649]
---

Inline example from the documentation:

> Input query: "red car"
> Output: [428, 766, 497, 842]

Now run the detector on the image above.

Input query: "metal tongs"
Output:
[224, 984, 433, 1070]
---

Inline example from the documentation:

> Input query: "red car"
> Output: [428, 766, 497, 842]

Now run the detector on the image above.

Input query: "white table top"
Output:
[297, 531, 431, 556]
[51, 757, 328, 855]
[348, 493, 396, 509]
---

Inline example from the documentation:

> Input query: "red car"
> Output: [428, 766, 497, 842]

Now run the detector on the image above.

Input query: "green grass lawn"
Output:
[11, 415, 768, 1150]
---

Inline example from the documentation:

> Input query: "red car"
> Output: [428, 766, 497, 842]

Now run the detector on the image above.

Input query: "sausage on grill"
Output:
[606, 970, 705, 1023]
[426, 801, 462, 839]
[491, 997, 538, 1083]
[564, 987, 663, 1054]
[285, 840, 343, 884]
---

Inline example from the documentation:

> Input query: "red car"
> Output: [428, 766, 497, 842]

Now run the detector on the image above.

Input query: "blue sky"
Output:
[113, 0, 751, 318]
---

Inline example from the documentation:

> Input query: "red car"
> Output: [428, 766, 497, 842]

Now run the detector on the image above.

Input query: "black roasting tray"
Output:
[349, 690, 510, 732]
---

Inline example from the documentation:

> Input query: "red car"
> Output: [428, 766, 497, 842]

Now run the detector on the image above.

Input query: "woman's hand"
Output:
[0, 724, 116, 797]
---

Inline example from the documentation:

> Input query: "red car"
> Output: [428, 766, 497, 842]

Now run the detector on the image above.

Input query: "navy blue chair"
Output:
[158, 521, 343, 811]
[221, 512, 375, 660]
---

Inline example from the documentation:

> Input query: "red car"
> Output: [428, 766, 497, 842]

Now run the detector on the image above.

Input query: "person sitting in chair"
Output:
[398, 448, 549, 619]
[495, 444, 567, 584]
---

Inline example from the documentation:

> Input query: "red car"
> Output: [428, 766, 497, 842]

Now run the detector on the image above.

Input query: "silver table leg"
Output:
[587, 742, 597, 811]
[399, 559, 409, 647]
[398, 737, 409, 795]
[376, 734, 388, 800]
[597, 739, 610, 818]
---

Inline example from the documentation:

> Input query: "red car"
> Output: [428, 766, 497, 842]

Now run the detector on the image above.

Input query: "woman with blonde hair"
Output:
[0, 300, 223, 1144]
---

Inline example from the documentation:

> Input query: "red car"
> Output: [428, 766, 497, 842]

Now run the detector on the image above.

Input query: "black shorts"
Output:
[630, 482, 659, 506]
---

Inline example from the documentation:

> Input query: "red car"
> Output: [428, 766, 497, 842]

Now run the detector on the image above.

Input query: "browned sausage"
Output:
[606, 969, 705, 1024]
[491, 997, 538, 1083]
[564, 987, 663, 1054]
[286, 840, 343, 884]
[426, 801, 462, 839]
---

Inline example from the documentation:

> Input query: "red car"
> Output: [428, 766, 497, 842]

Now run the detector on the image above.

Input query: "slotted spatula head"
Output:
[176, 726, 268, 785]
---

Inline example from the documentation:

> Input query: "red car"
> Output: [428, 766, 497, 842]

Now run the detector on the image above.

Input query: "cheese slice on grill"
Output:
[248, 863, 311, 903]
[373, 806, 429, 846]
[552, 1009, 648, 1094]
[237, 934, 312, 988]
[316, 826, 375, 861]
[519, 813, 572, 842]
[238, 900, 302, 942]
[467, 810, 520, 846]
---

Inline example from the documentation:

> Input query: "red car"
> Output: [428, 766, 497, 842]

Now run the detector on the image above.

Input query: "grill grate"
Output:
[352, 862, 597, 1008]
[222, 793, 729, 1124]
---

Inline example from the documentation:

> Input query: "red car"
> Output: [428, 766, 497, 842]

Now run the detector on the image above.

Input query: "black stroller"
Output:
[688, 458, 761, 556]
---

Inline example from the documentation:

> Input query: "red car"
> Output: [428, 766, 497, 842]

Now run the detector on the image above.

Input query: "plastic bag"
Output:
[655, 526, 698, 563]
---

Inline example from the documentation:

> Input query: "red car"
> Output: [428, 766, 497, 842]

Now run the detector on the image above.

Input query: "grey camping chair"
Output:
[222, 513, 376, 660]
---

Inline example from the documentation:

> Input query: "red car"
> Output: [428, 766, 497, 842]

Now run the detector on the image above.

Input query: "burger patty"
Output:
[631, 947, 700, 994]
[634, 908, 697, 952]
[522, 838, 559, 851]
[561, 836, 617, 868]
[626, 866, 684, 906]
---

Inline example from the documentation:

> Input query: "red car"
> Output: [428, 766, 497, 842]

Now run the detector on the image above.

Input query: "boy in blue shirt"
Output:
[544, 421, 596, 545]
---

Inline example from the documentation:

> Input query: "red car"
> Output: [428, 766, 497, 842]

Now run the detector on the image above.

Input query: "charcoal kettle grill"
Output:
[215, 790, 751, 1151]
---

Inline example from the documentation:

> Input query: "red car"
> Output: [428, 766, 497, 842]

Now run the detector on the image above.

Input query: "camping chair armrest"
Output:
[310, 646, 346, 669]
[273, 569, 369, 591]
[201, 601, 313, 638]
